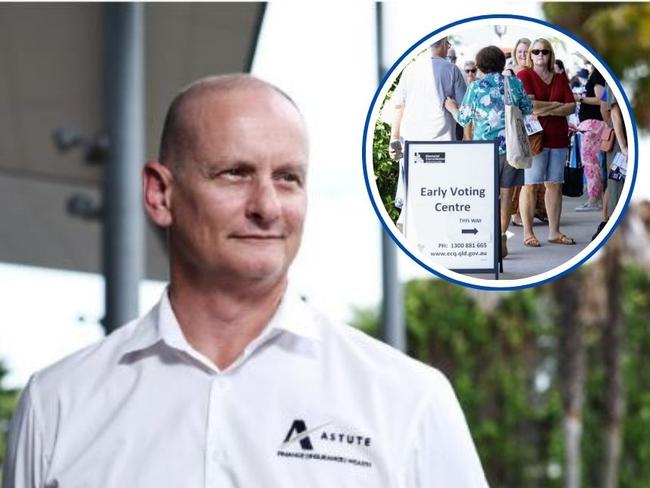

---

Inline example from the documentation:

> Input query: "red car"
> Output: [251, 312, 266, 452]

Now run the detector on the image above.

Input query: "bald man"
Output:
[4, 75, 488, 487]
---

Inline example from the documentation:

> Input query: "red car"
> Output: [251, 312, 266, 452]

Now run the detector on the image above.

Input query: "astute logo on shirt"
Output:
[277, 419, 373, 469]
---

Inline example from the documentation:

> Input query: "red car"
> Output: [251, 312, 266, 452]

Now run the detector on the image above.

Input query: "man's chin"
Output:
[223, 258, 289, 285]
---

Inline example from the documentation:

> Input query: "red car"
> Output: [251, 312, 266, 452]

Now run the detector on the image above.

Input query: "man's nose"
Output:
[246, 177, 281, 224]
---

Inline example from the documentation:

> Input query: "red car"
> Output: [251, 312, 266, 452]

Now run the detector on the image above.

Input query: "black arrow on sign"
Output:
[462, 228, 478, 235]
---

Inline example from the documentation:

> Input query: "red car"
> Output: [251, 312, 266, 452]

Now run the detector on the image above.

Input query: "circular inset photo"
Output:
[363, 14, 637, 290]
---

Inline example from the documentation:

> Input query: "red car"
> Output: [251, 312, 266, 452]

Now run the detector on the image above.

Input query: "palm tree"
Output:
[551, 201, 650, 488]
[600, 201, 650, 488]
[551, 270, 585, 488]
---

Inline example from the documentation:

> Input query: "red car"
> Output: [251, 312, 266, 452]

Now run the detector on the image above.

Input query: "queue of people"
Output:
[445, 38, 579, 257]
[389, 35, 625, 262]
[444, 46, 532, 259]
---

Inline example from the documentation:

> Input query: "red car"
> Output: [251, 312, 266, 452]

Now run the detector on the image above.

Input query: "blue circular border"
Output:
[362, 13, 639, 291]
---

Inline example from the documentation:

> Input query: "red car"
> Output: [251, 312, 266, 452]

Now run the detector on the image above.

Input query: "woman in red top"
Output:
[517, 38, 576, 247]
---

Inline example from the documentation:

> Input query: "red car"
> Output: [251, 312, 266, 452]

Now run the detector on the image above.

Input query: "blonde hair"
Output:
[527, 38, 556, 72]
[512, 38, 531, 70]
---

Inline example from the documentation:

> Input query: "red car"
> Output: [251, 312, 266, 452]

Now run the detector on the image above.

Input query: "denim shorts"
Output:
[524, 147, 568, 184]
[500, 154, 524, 188]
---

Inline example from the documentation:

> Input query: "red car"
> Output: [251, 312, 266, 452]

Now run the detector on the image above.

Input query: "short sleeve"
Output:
[593, 69, 606, 88]
[512, 77, 533, 115]
[404, 371, 489, 488]
[516, 69, 535, 97]
[558, 76, 575, 103]
[600, 89, 608, 102]
[607, 86, 617, 108]
[455, 83, 477, 128]
[453, 65, 468, 105]
[2, 377, 46, 488]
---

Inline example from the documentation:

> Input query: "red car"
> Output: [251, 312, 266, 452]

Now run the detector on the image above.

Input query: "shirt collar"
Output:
[123, 284, 322, 358]
[267, 283, 322, 343]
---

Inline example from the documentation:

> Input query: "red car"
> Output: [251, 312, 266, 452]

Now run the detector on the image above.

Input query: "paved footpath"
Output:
[501, 193, 603, 280]
[467, 192, 604, 281]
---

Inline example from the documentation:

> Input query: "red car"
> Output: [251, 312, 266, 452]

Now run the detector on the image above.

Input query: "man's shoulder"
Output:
[311, 306, 445, 392]
[432, 60, 466, 89]
[30, 308, 156, 400]
[401, 53, 432, 78]
[431, 57, 460, 73]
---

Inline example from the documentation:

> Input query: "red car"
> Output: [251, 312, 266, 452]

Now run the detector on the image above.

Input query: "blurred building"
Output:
[0, 3, 264, 281]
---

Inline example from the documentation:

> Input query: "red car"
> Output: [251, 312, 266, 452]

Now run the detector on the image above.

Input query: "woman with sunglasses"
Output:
[463, 60, 479, 85]
[516, 38, 577, 247]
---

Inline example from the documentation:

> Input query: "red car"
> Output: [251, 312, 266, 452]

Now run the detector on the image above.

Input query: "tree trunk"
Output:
[551, 272, 586, 488]
[601, 231, 625, 488]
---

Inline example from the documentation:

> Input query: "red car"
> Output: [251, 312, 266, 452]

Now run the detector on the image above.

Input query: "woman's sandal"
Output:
[523, 236, 541, 247]
[548, 234, 576, 245]
[534, 212, 549, 224]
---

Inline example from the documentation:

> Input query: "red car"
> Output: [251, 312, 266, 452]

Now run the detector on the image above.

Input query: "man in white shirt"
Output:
[388, 37, 467, 218]
[3, 74, 488, 487]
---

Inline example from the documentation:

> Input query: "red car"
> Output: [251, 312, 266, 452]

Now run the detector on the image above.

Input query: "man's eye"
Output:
[221, 167, 249, 178]
[276, 172, 302, 185]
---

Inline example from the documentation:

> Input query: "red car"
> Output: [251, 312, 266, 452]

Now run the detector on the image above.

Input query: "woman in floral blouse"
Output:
[444, 45, 532, 258]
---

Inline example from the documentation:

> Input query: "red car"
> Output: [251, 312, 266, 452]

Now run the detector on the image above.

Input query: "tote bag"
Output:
[504, 77, 533, 169]
[563, 135, 584, 197]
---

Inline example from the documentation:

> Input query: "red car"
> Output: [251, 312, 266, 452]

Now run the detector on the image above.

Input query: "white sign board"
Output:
[404, 141, 499, 276]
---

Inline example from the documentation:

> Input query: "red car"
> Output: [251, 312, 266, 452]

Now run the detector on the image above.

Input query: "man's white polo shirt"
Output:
[4, 290, 489, 487]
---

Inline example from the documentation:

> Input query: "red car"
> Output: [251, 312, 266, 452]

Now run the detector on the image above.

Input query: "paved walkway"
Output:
[469, 192, 603, 281]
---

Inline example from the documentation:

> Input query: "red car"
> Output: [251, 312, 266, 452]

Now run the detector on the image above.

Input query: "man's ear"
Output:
[143, 160, 174, 227]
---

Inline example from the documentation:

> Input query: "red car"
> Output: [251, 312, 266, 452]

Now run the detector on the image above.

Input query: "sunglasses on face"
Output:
[446, 56, 457, 61]
[531, 49, 551, 56]
[465, 68, 477, 73]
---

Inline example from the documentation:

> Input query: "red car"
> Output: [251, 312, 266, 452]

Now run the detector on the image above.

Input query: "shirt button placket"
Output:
[206, 375, 231, 487]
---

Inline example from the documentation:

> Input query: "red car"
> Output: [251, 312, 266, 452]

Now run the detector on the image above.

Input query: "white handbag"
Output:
[503, 76, 533, 169]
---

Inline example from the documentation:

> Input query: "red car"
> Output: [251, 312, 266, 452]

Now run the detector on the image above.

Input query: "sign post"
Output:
[404, 141, 500, 278]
